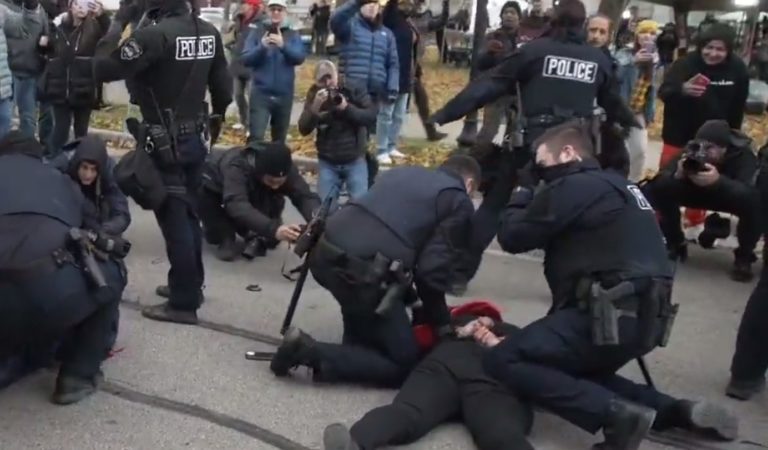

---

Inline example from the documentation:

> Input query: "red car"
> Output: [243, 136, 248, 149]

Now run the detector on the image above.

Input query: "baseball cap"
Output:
[267, 0, 287, 8]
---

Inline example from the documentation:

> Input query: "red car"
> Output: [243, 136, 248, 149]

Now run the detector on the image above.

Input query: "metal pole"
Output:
[456, 0, 488, 150]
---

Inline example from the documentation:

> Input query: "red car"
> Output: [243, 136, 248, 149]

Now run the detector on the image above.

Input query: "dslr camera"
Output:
[682, 140, 711, 174]
[324, 87, 344, 107]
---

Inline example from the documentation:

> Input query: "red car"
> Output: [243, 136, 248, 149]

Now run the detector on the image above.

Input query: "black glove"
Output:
[23, 0, 39, 9]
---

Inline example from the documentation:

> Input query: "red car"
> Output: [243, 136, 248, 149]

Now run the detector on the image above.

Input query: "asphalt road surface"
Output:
[0, 199, 766, 450]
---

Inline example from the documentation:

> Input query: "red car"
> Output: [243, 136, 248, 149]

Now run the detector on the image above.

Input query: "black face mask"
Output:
[534, 160, 580, 183]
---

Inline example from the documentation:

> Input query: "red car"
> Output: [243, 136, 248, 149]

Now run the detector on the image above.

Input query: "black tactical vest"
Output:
[349, 166, 466, 263]
[0, 154, 83, 227]
[131, 15, 221, 123]
[543, 170, 673, 305]
[518, 38, 611, 119]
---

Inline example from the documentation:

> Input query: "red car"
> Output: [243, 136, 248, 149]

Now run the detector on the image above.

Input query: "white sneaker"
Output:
[389, 149, 406, 158]
[377, 154, 393, 164]
[232, 123, 245, 130]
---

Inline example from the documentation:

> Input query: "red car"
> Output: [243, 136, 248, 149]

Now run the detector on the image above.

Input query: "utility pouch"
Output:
[147, 125, 177, 167]
[649, 279, 677, 348]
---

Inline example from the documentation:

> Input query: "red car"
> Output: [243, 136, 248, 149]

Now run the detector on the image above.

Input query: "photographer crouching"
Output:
[298, 60, 377, 202]
[197, 142, 321, 261]
[642, 120, 760, 282]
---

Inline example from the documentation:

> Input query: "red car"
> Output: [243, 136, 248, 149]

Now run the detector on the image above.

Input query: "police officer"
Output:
[269, 155, 484, 387]
[0, 131, 127, 404]
[430, 0, 635, 170]
[94, 0, 233, 325]
[483, 121, 737, 450]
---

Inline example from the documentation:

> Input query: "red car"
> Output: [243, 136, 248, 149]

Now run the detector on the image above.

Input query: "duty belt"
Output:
[316, 235, 391, 284]
[146, 119, 205, 137]
[526, 114, 589, 128]
[0, 248, 75, 284]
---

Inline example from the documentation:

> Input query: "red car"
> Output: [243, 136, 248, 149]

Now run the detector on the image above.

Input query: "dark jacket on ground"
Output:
[298, 83, 376, 164]
[40, 12, 110, 107]
[476, 27, 517, 72]
[226, 11, 260, 79]
[62, 136, 131, 236]
[658, 25, 749, 148]
[202, 147, 320, 239]
[382, 0, 417, 94]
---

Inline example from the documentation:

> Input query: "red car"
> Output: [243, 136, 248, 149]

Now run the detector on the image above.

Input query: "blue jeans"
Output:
[375, 93, 409, 156]
[249, 89, 293, 143]
[154, 135, 207, 312]
[0, 97, 13, 140]
[13, 75, 38, 138]
[318, 156, 368, 202]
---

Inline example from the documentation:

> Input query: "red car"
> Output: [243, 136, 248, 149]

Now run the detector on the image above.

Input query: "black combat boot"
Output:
[426, 124, 448, 142]
[667, 242, 688, 263]
[323, 423, 361, 450]
[730, 258, 754, 283]
[594, 399, 656, 450]
[52, 374, 99, 405]
[654, 400, 738, 441]
[726, 377, 766, 401]
[142, 302, 198, 325]
[270, 327, 318, 377]
[216, 237, 239, 262]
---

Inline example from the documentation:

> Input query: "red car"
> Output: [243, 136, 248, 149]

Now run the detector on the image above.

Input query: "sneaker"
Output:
[376, 154, 392, 165]
[726, 377, 766, 401]
[155, 285, 205, 305]
[141, 302, 198, 325]
[323, 423, 360, 450]
[683, 400, 739, 441]
[389, 149, 406, 158]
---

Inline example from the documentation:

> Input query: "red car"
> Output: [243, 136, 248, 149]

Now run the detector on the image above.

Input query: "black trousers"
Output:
[642, 175, 761, 261]
[731, 266, 768, 382]
[351, 342, 534, 450]
[51, 104, 92, 156]
[307, 246, 420, 387]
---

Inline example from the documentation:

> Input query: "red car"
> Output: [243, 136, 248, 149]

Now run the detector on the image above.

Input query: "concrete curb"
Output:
[88, 126, 321, 172]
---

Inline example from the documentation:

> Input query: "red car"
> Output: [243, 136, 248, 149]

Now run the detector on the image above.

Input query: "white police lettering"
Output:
[627, 185, 652, 210]
[175, 36, 216, 61]
[542, 56, 597, 84]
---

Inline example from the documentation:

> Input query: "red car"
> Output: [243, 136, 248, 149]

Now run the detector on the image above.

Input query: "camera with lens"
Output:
[682, 140, 710, 174]
[86, 230, 132, 259]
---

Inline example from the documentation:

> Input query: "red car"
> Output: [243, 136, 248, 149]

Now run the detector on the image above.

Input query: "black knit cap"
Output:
[695, 120, 733, 148]
[500, 1, 521, 19]
[256, 142, 293, 177]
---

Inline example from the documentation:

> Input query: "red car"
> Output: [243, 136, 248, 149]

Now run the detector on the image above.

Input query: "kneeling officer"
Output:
[0, 132, 127, 404]
[270, 155, 483, 387]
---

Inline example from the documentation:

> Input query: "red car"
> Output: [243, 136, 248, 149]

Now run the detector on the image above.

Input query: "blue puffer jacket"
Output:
[242, 19, 306, 97]
[330, 1, 399, 99]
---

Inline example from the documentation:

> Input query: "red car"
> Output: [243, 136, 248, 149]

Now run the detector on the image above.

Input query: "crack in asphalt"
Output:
[101, 380, 312, 450]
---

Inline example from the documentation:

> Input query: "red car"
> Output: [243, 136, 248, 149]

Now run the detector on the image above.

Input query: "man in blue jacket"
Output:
[242, 0, 306, 143]
[331, 0, 399, 133]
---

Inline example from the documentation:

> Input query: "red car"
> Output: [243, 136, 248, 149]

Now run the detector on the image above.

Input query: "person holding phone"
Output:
[38, 0, 110, 157]
[615, 20, 659, 182]
[657, 23, 749, 257]
[241, 0, 306, 144]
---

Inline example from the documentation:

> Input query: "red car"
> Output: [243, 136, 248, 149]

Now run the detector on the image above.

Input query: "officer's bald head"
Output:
[533, 121, 594, 167]
[440, 154, 482, 195]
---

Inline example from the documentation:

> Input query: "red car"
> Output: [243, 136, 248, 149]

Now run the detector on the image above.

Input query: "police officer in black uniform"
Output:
[269, 155, 485, 387]
[483, 121, 737, 450]
[94, 0, 232, 324]
[0, 131, 127, 404]
[430, 0, 635, 171]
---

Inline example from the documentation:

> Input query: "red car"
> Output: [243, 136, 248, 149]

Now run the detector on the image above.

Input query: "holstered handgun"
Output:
[589, 281, 636, 346]
[375, 260, 412, 316]
[68, 228, 114, 303]
[644, 279, 677, 348]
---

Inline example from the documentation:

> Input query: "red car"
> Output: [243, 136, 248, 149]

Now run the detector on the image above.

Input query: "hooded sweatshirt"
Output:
[65, 135, 131, 236]
[658, 24, 749, 148]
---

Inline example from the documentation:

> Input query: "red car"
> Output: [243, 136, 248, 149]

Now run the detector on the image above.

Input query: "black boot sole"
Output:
[688, 401, 738, 441]
[269, 327, 304, 377]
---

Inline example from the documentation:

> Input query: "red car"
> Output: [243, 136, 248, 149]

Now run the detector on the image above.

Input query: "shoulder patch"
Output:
[542, 55, 597, 84]
[120, 39, 143, 61]
[627, 185, 652, 210]
[175, 35, 216, 61]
